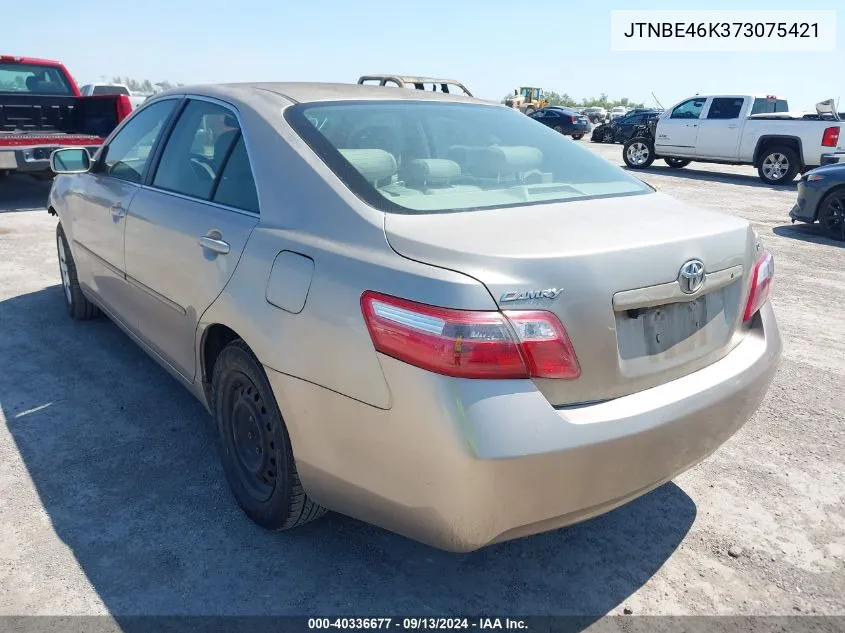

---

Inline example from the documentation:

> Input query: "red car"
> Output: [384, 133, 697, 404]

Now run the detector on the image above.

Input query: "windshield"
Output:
[92, 85, 130, 96]
[285, 101, 652, 214]
[0, 62, 73, 95]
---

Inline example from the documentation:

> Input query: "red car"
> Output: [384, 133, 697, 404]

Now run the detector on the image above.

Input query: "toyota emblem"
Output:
[678, 260, 706, 294]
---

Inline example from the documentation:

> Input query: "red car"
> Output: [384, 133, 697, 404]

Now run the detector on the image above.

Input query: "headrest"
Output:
[338, 149, 397, 184]
[403, 159, 461, 187]
[481, 145, 544, 171]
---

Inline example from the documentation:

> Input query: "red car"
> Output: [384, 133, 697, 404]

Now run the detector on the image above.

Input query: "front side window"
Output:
[670, 98, 707, 120]
[285, 101, 652, 214]
[707, 98, 744, 120]
[101, 99, 177, 183]
[0, 62, 73, 95]
[153, 100, 241, 200]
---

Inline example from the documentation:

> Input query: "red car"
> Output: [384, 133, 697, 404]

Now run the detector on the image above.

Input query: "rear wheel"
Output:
[665, 158, 691, 169]
[758, 146, 799, 185]
[572, 134, 583, 140]
[212, 339, 328, 531]
[56, 223, 99, 320]
[553, 125, 564, 133]
[623, 137, 655, 169]
[818, 188, 845, 241]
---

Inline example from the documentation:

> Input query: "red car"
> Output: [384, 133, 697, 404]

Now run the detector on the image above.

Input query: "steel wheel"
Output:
[626, 142, 651, 166]
[221, 371, 278, 503]
[819, 190, 845, 241]
[57, 234, 72, 305]
[761, 153, 789, 181]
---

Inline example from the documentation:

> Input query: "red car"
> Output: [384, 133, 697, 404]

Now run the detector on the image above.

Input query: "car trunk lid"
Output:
[383, 191, 757, 406]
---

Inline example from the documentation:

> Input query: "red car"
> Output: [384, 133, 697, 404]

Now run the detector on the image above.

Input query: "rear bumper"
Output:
[0, 144, 100, 173]
[820, 152, 845, 166]
[269, 302, 781, 552]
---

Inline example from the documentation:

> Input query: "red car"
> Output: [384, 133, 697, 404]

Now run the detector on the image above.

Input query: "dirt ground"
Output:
[0, 141, 842, 620]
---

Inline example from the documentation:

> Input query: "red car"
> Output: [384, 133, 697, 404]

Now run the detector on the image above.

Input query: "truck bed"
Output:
[0, 94, 121, 139]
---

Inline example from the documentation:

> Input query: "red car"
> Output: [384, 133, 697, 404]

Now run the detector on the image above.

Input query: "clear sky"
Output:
[1, 0, 840, 111]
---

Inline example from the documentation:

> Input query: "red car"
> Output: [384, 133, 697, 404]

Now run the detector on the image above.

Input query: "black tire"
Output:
[212, 339, 327, 531]
[56, 223, 99, 320]
[757, 146, 800, 185]
[665, 158, 691, 169]
[553, 125, 564, 133]
[623, 137, 655, 169]
[817, 187, 845, 242]
[572, 134, 583, 140]
[601, 129, 615, 144]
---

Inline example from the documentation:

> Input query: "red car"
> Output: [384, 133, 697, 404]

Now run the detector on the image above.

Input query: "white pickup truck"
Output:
[79, 83, 146, 110]
[622, 94, 843, 185]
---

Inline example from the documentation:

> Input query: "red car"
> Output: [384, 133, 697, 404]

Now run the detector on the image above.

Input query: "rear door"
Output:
[654, 97, 708, 155]
[123, 97, 260, 380]
[695, 97, 747, 160]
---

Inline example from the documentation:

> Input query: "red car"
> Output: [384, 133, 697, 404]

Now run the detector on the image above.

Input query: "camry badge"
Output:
[678, 260, 706, 294]
[500, 288, 563, 303]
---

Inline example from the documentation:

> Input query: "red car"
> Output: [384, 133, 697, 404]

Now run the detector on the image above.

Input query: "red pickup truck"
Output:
[0, 55, 132, 181]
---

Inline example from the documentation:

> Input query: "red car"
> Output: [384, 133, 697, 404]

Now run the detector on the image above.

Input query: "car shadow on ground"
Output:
[0, 175, 52, 213]
[621, 164, 798, 192]
[773, 223, 844, 248]
[0, 286, 697, 624]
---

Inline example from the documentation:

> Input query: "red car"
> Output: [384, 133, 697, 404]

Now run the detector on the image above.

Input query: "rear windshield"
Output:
[750, 98, 789, 115]
[0, 62, 73, 95]
[92, 85, 130, 96]
[285, 101, 652, 214]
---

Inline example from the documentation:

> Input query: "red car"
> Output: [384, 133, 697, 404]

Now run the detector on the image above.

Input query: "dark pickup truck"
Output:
[0, 55, 132, 180]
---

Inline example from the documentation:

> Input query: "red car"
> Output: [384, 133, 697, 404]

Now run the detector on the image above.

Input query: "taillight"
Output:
[822, 126, 840, 148]
[569, 115, 576, 124]
[742, 251, 774, 323]
[115, 95, 133, 122]
[360, 291, 580, 380]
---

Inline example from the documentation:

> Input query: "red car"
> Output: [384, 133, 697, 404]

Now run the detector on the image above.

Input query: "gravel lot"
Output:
[0, 141, 843, 621]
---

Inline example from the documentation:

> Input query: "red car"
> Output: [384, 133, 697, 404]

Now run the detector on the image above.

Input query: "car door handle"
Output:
[110, 204, 126, 218]
[198, 235, 230, 255]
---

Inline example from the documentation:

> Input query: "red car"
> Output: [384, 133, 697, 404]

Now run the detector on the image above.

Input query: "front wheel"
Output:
[572, 134, 583, 140]
[553, 125, 564, 133]
[601, 129, 615, 144]
[818, 188, 845, 241]
[212, 340, 328, 531]
[56, 223, 99, 320]
[758, 146, 799, 185]
[665, 158, 691, 169]
[623, 137, 655, 169]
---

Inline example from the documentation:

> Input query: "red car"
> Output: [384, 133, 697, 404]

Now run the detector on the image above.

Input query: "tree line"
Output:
[544, 91, 647, 110]
[110, 77, 184, 94]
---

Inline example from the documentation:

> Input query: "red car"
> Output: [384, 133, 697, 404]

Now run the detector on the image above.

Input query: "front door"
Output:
[123, 98, 260, 380]
[70, 98, 179, 327]
[654, 97, 708, 156]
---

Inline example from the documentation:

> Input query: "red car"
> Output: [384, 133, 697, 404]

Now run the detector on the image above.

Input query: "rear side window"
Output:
[707, 98, 744, 119]
[212, 136, 259, 214]
[153, 100, 241, 200]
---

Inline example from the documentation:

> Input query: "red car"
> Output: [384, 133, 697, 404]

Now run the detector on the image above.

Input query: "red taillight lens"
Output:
[822, 126, 840, 148]
[742, 250, 774, 323]
[569, 115, 576, 124]
[360, 291, 581, 380]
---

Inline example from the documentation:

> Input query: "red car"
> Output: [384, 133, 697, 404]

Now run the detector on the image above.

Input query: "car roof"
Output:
[156, 82, 485, 106]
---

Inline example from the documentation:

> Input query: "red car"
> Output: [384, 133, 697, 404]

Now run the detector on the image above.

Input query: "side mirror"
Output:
[50, 148, 91, 174]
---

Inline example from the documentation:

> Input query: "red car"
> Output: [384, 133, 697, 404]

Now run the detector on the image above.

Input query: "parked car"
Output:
[528, 106, 591, 139]
[592, 109, 663, 144]
[582, 106, 607, 124]
[0, 55, 132, 181]
[48, 82, 782, 553]
[622, 94, 843, 185]
[609, 106, 627, 120]
[79, 83, 146, 110]
[789, 163, 845, 241]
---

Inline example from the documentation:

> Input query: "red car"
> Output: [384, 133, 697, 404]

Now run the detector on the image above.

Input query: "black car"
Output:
[591, 109, 663, 144]
[528, 107, 591, 140]
[789, 163, 845, 241]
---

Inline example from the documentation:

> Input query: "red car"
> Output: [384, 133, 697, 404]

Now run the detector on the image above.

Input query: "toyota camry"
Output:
[47, 82, 782, 552]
